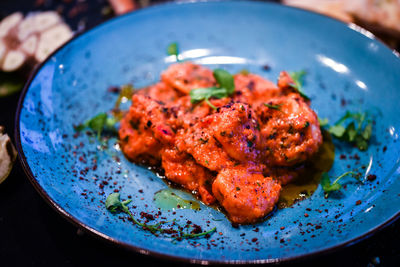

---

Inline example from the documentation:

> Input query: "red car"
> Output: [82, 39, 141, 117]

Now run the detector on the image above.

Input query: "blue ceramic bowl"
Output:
[16, 1, 400, 264]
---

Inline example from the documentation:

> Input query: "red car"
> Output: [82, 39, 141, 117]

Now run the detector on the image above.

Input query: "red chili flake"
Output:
[99, 184, 104, 189]
[191, 224, 202, 234]
[356, 200, 362, 205]
[280, 226, 285, 230]
[262, 64, 271, 71]
[280, 238, 285, 243]
[138, 189, 144, 193]
[340, 154, 347, 159]
[304, 213, 309, 217]
[81, 192, 86, 196]
[107, 86, 120, 93]
[251, 238, 258, 242]
[113, 189, 119, 193]
[383, 146, 387, 152]
[354, 154, 360, 160]
[367, 174, 377, 181]
[140, 212, 154, 221]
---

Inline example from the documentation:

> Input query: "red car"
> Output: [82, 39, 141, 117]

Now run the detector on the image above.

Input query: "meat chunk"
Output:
[212, 165, 281, 224]
[175, 102, 261, 170]
[264, 164, 305, 185]
[161, 62, 215, 94]
[161, 147, 215, 204]
[137, 82, 181, 104]
[207, 103, 260, 163]
[119, 110, 162, 165]
[256, 92, 322, 166]
[119, 94, 175, 164]
[233, 73, 281, 106]
[176, 126, 234, 172]
[164, 96, 229, 130]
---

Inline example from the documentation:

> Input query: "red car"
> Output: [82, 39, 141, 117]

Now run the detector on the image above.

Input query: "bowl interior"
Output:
[17, 1, 400, 263]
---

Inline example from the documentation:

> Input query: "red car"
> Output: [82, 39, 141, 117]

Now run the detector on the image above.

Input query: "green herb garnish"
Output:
[264, 103, 282, 110]
[328, 111, 373, 151]
[289, 70, 309, 100]
[320, 171, 358, 197]
[318, 117, 329, 127]
[167, 42, 179, 61]
[74, 112, 117, 140]
[106, 193, 216, 241]
[190, 69, 235, 109]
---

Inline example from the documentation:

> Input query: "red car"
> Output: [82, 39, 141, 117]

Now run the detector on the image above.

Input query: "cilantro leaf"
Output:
[321, 173, 342, 193]
[289, 70, 309, 100]
[190, 69, 235, 109]
[318, 117, 329, 127]
[327, 111, 373, 151]
[88, 113, 107, 137]
[321, 171, 357, 197]
[328, 124, 346, 138]
[264, 103, 282, 110]
[213, 69, 234, 94]
[74, 112, 117, 140]
[167, 42, 178, 56]
[345, 122, 357, 142]
[105, 192, 124, 213]
[362, 122, 372, 140]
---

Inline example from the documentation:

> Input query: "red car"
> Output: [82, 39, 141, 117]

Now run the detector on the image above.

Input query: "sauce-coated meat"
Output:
[161, 62, 215, 94]
[119, 63, 322, 224]
[212, 165, 281, 224]
[161, 147, 215, 205]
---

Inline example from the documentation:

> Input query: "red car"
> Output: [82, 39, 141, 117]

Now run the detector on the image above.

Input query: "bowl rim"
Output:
[14, 0, 400, 265]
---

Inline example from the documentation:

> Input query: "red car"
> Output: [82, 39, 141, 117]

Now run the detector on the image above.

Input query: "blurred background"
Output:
[0, 0, 399, 266]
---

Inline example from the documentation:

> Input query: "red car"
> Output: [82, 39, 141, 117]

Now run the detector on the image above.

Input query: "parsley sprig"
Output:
[190, 69, 235, 110]
[320, 171, 359, 197]
[327, 111, 373, 151]
[289, 70, 310, 100]
[106, 193, 216, 241]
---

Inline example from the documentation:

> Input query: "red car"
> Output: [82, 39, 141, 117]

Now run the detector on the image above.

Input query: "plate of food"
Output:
[15, 0, 400, 264]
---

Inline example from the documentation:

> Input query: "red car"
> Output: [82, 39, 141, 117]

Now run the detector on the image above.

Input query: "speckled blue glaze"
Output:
[16, 1, 400, 264]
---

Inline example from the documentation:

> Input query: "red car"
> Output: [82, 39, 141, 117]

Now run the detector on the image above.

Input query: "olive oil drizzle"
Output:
[278, 131, 335, 208]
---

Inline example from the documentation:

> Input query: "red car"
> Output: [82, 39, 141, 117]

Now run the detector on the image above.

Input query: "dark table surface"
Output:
[0, 0, 399, 266]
